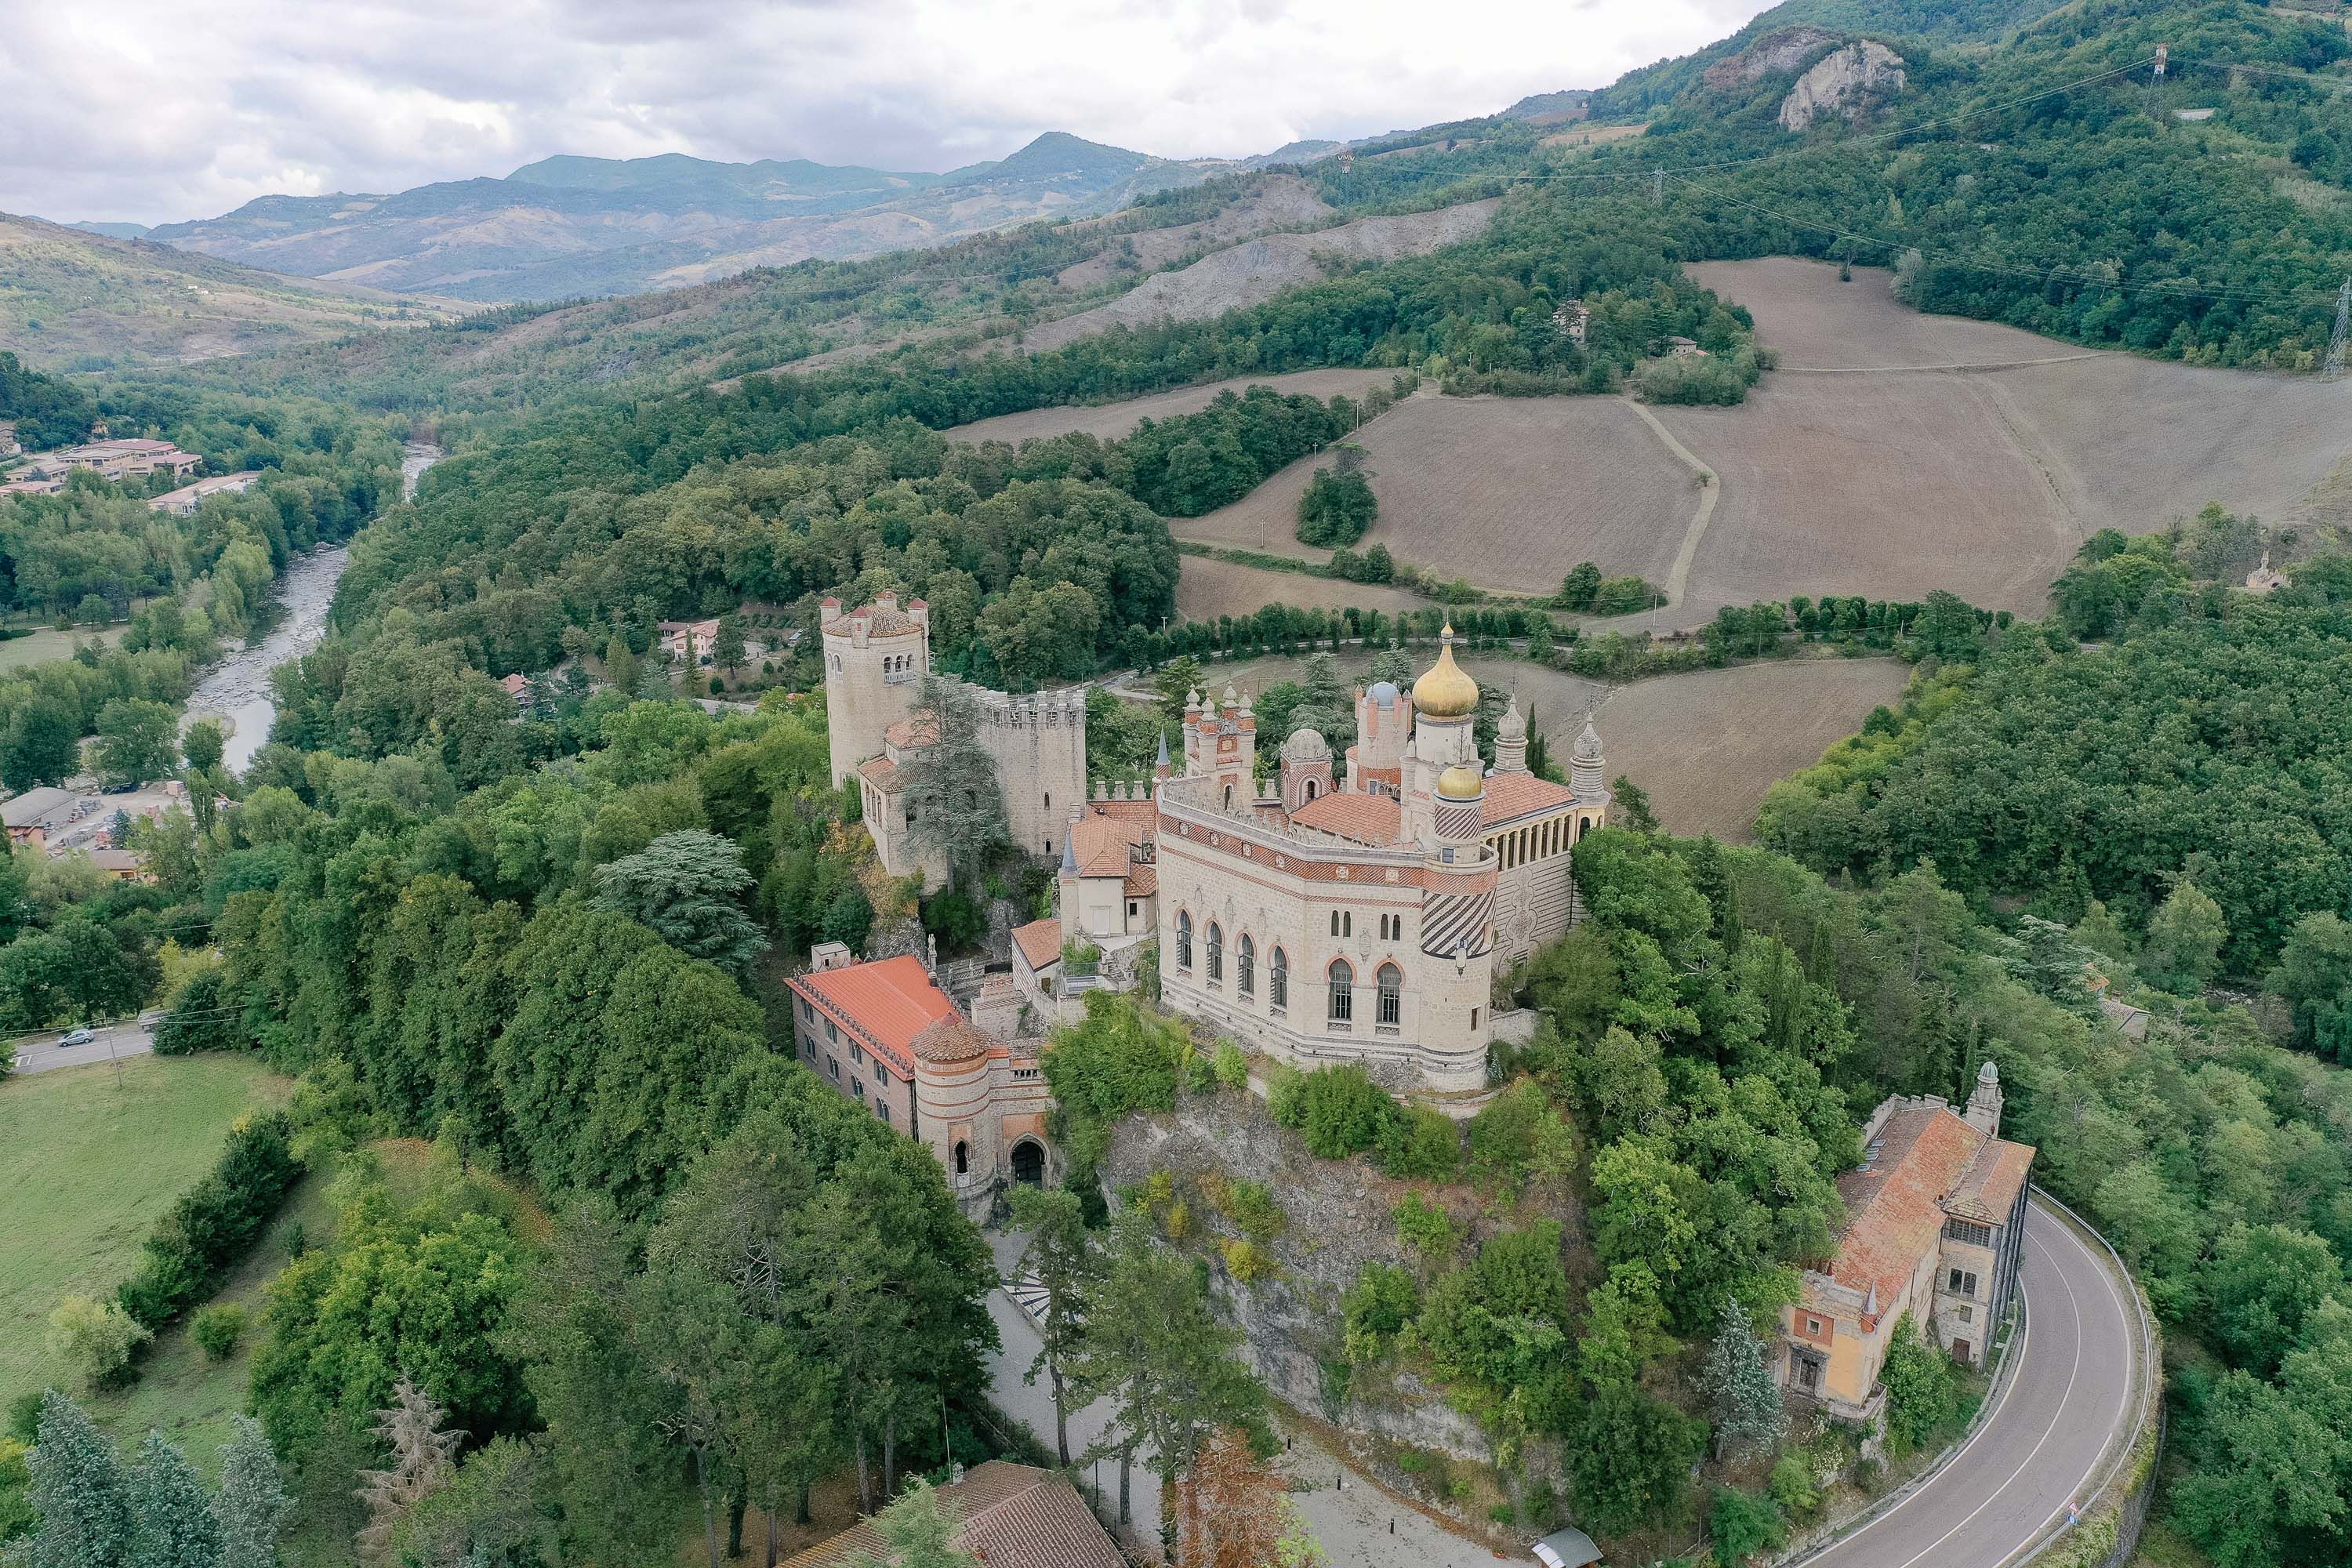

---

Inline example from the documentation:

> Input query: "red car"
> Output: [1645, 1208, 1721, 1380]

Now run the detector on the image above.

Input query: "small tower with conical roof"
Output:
[1279, 727, 1334, 812]
[1965, 1059, 2005, 1137]
[1494, 696, 1529, 775]
[1570, 719, 1606, 797]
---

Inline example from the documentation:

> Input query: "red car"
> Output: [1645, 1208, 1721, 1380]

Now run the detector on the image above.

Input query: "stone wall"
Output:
[1101, 1089, 1570, 1461]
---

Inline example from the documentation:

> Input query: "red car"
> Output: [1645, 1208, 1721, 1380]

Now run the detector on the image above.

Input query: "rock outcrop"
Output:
[1101, 1091, 1575, 1461]
[1779, 40, 1908, 131]
[1702, 26, 1844, 91]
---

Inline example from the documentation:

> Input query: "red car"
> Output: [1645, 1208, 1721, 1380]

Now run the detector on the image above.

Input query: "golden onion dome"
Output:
[1436, 764, 1485, 800]
[1410, 623, 1481, 718]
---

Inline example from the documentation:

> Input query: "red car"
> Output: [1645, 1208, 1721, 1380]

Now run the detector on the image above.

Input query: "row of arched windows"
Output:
[1174, 910, 1401, 1025]
[884, 652, 917, 681]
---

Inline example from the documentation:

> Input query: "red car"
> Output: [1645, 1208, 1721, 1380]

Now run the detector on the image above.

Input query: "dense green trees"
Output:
[1294, 464, 1377, 547]
[0, 351, 96, 449]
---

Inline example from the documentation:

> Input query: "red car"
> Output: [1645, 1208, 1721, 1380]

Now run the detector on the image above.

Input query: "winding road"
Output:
[1794, 1194, 2148, 1568]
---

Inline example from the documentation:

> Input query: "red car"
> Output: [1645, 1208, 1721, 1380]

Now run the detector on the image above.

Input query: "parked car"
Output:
[58, 1027, 93, 1047]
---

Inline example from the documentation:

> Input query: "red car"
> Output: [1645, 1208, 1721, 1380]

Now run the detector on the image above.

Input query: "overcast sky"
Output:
[2, 0, 1774, 227]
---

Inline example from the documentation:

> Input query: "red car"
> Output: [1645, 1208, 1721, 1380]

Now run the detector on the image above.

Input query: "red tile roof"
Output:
[1481, 770, 1577, 826]
[1011, 917, 1063, 972]
[779, 1464, 1120, 1568]
[1948, 1138, 2036, 1225]
[1069, 812, 1145, 877]
[1290, 791, 1402, 844]
[1824, 1104, 2031, 1320]
[913, 1016, 994, 1064]
[786, 956, 957, 1075]
[858, 755, 901, 790]
[884, 714, 940, 750]
[1123, 863, 1159, 898]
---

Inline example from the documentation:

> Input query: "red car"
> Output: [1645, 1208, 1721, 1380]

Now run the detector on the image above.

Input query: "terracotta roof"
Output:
[1290, 790, 1402, 845]
[858, 755, 900, 790]
[1947, 1138, 2035, 1226]
[1827, 1104, 2015, 1320]
[1123, 863, 1159, 898]
[787, 956, 958, 1074]
[779, 1464, 1120, 1568]
[1069, 812, 1145, 878]
[1480, 771, 1577, 826]
[884, 714, 940, 751]
[848, 601, 924, 636]
[1011, 917, 1063, 972]
[912, 1016, 993, 1065]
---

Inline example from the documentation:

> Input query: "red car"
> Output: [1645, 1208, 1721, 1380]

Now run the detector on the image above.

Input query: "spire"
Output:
[1154, 728, 1171, 780]
[1570, 719, 1606, 797]
[1494, 695, 1529, 775]
[1059, 829, 1077, 877]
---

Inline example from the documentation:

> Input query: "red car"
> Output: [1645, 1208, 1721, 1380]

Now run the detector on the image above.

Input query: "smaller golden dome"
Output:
[1410, 623, 1480, 718]
[1436, 764, 1484, 800]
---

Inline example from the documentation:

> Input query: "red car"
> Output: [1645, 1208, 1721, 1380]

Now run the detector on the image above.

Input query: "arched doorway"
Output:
[1010, 1139, 1047, 1187]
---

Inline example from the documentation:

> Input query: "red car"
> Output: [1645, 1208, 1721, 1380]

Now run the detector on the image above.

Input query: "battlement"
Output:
[820, 590, 930, 648]
[1156, 773, 1494, 873]
[974, 687, 1087, 726]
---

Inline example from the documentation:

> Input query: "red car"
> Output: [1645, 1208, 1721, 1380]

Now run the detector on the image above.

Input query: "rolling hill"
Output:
[0, 212, 458, 371]
[129, 134, 1223, 304]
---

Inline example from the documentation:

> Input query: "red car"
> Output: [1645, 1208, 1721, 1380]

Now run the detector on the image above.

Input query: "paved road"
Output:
[1798, 1196, 2144, 1568]
[8, 1018, 155, 1076]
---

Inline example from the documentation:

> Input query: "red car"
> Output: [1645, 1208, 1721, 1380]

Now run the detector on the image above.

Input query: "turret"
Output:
[1570, 719, 1606, 798]
[1494, 695, 1528, 775]
[1965, 1059, 2005, 1138]
[1279, 728, 1334, 812]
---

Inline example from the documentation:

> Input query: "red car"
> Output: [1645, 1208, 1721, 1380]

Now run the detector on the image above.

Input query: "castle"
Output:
[1151, 626, 1607, 1098]
[822, 592, 1087, 889]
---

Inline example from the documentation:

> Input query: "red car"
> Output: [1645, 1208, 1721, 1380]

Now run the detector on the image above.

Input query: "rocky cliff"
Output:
[1101, 1090, 1575, 1461]
[1779, 40, 1908, 131]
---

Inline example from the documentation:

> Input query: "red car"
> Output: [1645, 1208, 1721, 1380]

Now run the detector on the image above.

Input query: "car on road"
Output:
[58, 1027, 94, 1047]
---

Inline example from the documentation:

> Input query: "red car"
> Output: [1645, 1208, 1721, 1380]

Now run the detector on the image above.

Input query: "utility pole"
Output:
[1652, 169, 1665, 205]
[2326, 275, 2350, 380]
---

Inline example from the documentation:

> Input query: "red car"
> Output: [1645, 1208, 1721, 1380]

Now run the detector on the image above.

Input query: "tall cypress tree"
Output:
[211, 1416, 290, 1568]
[1704, 1298, 1788, 1459]
[23, 1390, 136, 1568]
[130, 1431, 223, 1568]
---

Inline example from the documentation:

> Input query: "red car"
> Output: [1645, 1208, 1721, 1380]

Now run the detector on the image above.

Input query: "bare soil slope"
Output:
[943, 368, 1401, 446]
[1020, 198, 1502, 354]
[1647, 259, 2352, 622]
[1174, 393, 1693, 593]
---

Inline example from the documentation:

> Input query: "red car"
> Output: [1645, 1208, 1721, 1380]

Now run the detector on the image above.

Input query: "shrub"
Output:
[1391, 1192, 1460, 1266]
[1342, 1261, 1421, 1363]
[920, 887, 988, 953]
[193, 1303, 247, 1363]
[1709, 1487, 1788, 1566]
[1375, 1103, 1462, 1180]
[1203, 1174, 1287, 1244]
[151, 968, 248, 1055]
[1879, 1312, 1966, 1455]
[1222, 1238, 1278, 1283]
[1211, 1038, 1249, 1091]
[116, 1112, 303, 1331]
[1293, 1063, 1402, 1159]
[1296, 466, 1377, 547]
[1766, 1453, 1820, 1519]
[46, 1296, 151, 1390]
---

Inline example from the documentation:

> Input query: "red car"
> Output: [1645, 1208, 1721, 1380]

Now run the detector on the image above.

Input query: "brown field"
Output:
[1020, 198, 1502, 354]
[1139, 647, 1905, 840]
[1638, 258, 2352, 624]
[1173, 556, 1431, 622]
[1592, 657, 1911, 839]
[943, 368, 1404, 446]
[1173, 393, 1696, 594]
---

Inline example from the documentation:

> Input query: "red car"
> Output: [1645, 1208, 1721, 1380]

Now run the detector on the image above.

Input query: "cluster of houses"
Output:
[0, 780, 200, 883]
[0, 435, 211, 499]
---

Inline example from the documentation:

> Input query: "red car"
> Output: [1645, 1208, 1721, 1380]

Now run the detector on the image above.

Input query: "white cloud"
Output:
[0, 0, 1772, 225]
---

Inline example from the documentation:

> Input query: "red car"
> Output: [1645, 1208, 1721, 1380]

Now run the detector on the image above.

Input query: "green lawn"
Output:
[0, 622, 125, 674]
[0, 1054, 293, 1449]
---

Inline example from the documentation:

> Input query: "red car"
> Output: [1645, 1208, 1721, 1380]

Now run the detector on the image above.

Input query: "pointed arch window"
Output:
[1237, 935, 1255, 996]
[1207, 922, 1224, 982]
[1377, 963, 1403, 1026]
[1175, 910, 1193, 971]
[1269, 947, 1289, 1011]
[1328, 960, 1354, 1024]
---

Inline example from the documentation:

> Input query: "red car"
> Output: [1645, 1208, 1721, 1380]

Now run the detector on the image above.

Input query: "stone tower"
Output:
[1570, 719, 1606, 799]
[1965, 1059, 2005, 1137]
[1184, 684, 1258, 811]
[1279, 728, 1335, 812]
[976, 686, 1088, 859]
[822, 592, 931, 786]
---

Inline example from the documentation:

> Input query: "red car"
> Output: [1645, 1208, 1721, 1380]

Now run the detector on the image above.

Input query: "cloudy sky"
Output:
[2, 0, 1774, 227]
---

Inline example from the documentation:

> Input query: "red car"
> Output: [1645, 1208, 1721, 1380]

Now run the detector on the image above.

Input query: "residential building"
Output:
[2, 787, 82, 850]
[656, 616, 720, 665]
[784, 944, 1054, 1217]
[31, 438, 201, 481]
[149, 471, 261, 515]
[778, 1462, 1120, 1568]
[1780, 1064, 2034, 1421]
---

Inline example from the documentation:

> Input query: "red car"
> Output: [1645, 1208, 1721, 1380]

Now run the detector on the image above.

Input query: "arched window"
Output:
[1237, 935, 1255, 996]
[1377, 963, 1403, 1025]
[1207, 922, 1224, 982]
[1223, 783, 1235, 811]
[1044, 791, 1051, 811]
[1578, 815, 1592, 841]
[1304, 779, 1319, 801]
[1328, 960, 1354, 1024]
[1330, 911, 1340, 937]
[1343, 911, 1352, 938]
[953, 1140, 970, 1175]
[1175, 910, 1193, 971]
[1269, 947, 1288, 1011]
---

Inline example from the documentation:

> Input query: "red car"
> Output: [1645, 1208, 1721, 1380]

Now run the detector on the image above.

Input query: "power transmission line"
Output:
[2328, 278, 2351, 379]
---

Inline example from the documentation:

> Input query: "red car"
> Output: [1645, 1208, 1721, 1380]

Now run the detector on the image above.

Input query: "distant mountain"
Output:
[70, 220, 153, 240]
[0, 212, 456, 371]
[136, 135, 1216, 304]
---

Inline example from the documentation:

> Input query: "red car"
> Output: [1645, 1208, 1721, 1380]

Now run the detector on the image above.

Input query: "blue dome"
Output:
[1367, 681, 1400, 708]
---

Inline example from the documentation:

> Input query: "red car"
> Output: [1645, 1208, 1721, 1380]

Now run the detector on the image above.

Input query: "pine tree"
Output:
[212, 1416, 291, 1568]
[355, 1374, 462, 1565]
[130, 1430, 223, 1568]
[1704, 1298, 1787, 1458]
[602, 630, 639, 697]
[22, 1389, 136, 1568]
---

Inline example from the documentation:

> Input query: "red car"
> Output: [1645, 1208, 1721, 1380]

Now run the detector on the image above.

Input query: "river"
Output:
[181, 441, 441, 772]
